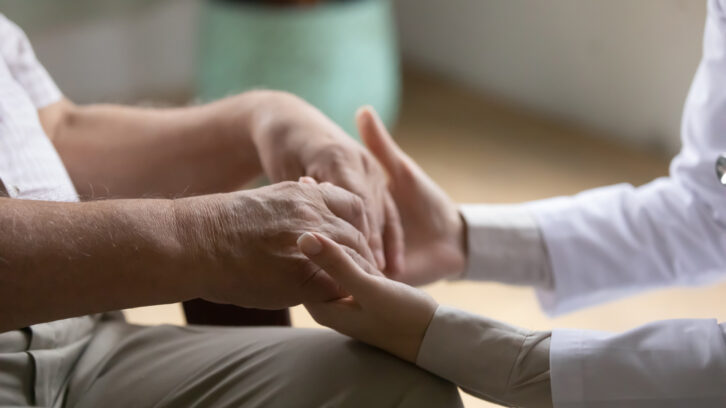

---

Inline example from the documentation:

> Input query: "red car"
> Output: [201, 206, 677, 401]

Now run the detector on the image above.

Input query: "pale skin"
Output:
[302, 107, 469, 361]
[0, 91, 402, 332]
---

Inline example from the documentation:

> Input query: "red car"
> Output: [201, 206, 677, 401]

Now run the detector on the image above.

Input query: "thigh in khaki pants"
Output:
[64, 321, 463, 408]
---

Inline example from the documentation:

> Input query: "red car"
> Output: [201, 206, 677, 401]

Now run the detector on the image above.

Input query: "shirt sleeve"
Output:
[458, 204, 553, 289]
[417, 305, 553, 408]
[550, 320, 726, 407]
[0, 14, 62, 108]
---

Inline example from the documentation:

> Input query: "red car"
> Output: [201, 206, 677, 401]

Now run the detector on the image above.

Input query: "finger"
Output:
[356, 106, 406, 180]
[297, 232, 380, 304]
[298, 176, 318, 184]
[316, 168, 386, 270]
[342, 245, 385, 277]
[382, 192, 405, 278]
[367, 202, 386, 271]
[324, 220, 377, 267]
[298, 256, 349, 301]
[317, 182, 371, 243]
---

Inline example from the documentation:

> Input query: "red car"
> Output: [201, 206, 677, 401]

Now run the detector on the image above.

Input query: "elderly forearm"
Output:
[46, 92, 283, 199]
[0, 197, 195, 332]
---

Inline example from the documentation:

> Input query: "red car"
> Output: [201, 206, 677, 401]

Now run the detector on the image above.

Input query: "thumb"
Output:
[297, 232, 378, 304]
[356, 106, 405, 179]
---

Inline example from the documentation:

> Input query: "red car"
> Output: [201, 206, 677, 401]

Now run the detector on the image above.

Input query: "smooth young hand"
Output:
[356, 107, 467, 285]
[299, 232, 438, 363]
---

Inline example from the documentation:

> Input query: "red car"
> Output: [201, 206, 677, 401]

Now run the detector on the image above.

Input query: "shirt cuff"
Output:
[416, 305, 553, 407]
[459, 204, 553, 289]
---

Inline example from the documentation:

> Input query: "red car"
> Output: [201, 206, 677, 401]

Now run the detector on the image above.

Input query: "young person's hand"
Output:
[299, 232, 438, 363]
[356, 107, 467, 285]
[250, 92, 404, 276]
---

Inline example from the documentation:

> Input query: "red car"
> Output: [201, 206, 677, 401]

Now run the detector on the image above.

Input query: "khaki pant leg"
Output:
[65, 322, 462, 408]
[0, 329, 33, 406]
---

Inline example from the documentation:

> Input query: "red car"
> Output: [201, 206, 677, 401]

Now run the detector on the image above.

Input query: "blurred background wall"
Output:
[1, 0, 706, 153]
[394, 0, 706, 154]
[0, 0, 198, 104]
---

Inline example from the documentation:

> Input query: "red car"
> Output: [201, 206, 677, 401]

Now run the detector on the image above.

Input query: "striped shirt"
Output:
[0, 14, 98, 407]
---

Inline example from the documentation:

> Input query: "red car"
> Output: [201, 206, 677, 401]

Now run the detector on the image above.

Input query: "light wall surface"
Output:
[2, 1, 708, 153]
[0, 0, 198, 104]
[394, 0, 707, 153]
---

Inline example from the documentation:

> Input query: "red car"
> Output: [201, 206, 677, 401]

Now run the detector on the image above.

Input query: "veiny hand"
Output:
[356, 107, 467, 285]
[250, 92, 404, 276]
[299, 232, 438, 363]
[174, 180, 376, 309]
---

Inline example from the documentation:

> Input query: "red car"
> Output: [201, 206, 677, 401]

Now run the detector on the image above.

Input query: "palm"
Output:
[388, 159, 464, 285]
[356, 107, 465, 286]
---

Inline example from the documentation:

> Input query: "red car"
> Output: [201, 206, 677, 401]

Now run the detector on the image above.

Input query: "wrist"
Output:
[439, 207, 467, 279]
[201, 91, 288, 181]
[170, 194, 231, 300]
[244, 90, 302, 146]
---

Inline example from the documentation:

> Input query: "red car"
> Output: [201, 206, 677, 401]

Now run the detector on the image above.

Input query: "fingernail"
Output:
[299, 176, 317, 184]
[298, 232, 323, 256]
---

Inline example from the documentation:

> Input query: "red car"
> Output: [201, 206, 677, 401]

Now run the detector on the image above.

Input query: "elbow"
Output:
[39, 97, 79, 144]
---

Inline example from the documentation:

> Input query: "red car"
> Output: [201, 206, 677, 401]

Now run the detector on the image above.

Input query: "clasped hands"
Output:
[297, 108, 468, 363]
[174, 93, 465, 362]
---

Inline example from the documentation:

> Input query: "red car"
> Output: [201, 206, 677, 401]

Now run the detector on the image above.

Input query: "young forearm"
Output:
[417, 306, 552, 407]
[0, 197, 194, 331]
[49, 92, 274, 199]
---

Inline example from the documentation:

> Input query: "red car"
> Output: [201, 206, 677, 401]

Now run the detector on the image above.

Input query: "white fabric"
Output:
[551, 320, 726, 408]
[0, 13, 98, 407]
[519, 0, 726, 318]
[538, 1, 726, 404]
[0, 14, 77, 202]
[459, 204, 552, 288]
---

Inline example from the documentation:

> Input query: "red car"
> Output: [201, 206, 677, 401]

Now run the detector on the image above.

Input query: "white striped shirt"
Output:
[0, 14, 97, 407]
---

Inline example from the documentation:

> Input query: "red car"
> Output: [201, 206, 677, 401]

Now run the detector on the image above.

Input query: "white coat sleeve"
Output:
[551, 320, 726, 407]
[524, 0, 726, 316]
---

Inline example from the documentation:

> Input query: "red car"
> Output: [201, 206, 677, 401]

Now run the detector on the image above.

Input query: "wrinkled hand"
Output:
[250, 92, 403, 276]
[356, 107, 466, 285]
[299, 232, 438, 363]
[174, 180, 375, 309]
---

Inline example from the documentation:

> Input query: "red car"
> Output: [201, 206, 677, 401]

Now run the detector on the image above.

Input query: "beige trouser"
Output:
[1, 318, 462, 408]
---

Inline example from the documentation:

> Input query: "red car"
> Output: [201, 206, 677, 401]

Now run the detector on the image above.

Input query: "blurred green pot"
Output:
[197, 0, 400, 140]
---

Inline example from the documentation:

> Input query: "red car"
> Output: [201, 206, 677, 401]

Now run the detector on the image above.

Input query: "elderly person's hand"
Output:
[174, 180, 376, 309]
[355, 107, 466, 285]
[249, 92, 404, 276]
[299, 232, 438, 363]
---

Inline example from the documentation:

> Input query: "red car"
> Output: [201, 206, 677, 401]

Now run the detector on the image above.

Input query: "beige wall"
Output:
[395, 0, 707, 153]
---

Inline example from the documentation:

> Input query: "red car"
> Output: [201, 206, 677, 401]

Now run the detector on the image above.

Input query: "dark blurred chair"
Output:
[183, 299, 290, 327]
